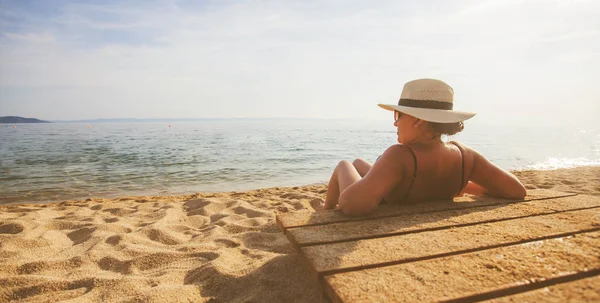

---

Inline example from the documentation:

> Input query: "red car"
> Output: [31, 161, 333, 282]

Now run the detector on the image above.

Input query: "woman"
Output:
[325, 78, 526, 216]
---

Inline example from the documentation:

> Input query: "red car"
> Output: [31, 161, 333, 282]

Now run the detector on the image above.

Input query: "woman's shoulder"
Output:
[379, 144, 417, 164]
[383, 143, 414, 155]
[373, 144, 416, 176]
[448, 140, 466, 149]
[448, 140, 482, 157]
[448, 141, 477, 152]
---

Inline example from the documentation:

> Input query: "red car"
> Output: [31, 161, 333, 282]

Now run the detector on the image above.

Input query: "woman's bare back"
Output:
[384, 141, 473, 204]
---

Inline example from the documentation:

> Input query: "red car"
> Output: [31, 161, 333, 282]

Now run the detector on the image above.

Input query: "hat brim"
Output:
[378, 104, 476, 123]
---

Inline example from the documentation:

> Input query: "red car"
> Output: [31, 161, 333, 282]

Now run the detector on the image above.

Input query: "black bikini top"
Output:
[401, 141, 466, 202]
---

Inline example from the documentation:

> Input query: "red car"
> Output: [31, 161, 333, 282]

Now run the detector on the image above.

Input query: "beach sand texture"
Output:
[1, 166, 599, 302]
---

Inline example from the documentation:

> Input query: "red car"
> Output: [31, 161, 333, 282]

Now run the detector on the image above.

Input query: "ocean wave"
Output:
[525, 157, 600, 170]
[1, 121, 599, 204]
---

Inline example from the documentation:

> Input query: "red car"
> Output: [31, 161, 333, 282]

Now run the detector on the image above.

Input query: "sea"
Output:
[1, 119, 599, 205]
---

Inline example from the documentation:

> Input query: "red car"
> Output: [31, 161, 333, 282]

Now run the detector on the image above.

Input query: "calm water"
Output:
[1, 119, 599, 204]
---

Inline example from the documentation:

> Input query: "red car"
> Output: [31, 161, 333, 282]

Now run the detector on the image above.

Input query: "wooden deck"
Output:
[276, 189, 600, 302]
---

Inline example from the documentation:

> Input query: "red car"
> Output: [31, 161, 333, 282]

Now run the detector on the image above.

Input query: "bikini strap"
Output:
[406, 145, 417, 179]
[449, 141, 466, 195]
[401, 145, 418, 201]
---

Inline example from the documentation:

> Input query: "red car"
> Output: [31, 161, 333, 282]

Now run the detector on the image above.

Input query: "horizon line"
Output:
[1, 116, 376, 123]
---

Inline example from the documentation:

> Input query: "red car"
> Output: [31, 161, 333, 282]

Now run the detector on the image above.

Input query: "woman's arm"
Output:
[337, 145, 408, 216]
[459, 181, 488, 196]
[467, 147, 526, 199]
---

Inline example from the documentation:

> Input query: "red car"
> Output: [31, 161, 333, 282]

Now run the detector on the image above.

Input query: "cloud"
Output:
[4, 32, 54, 42]
[459, 0, 528, 15]
[0, 0, 598, 124]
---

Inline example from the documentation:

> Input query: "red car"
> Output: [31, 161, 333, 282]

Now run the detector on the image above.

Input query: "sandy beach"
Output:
[1, 166, 599, 303]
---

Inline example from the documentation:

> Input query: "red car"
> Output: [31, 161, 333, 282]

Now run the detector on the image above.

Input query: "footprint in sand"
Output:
[141, 228, 186, 245]
[103, 217, 119, 223]
[105, 235, 123, 246]
[4, 278, 94, 302]
[18, 257, 85, 274]
[185, 198, 226, 217]
[98, 256, 129, 273]
[289, 201, 306, 210]
[277, 206, 290, 213]
[309, 198, 325, 211]
[0, 222, 25, 234]
[102, 208, 136, 216]
[214, 238, 240, 248]
[90, 204, 103, 210]
[67, 227, 97, 245]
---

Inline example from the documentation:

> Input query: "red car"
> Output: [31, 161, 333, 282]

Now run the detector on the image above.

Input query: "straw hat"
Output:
[378, 78, 476, 123]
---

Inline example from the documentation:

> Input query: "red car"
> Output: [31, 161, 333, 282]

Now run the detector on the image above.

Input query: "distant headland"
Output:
[0, 116, 51, 123]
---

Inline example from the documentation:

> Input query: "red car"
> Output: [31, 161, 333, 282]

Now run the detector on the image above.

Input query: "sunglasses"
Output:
[394, 110, 403, 122]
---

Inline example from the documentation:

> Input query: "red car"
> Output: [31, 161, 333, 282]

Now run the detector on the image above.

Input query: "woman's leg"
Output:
[324, 160, 362, 210]
[352, 158, 373, 177]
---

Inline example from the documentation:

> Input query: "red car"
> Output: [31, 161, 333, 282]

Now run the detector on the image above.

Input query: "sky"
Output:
[0, 0, 599, 125]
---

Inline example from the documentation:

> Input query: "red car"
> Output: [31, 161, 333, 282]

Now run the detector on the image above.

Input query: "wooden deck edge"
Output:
[282, 192, 578, 230]
[297, 243, 321, 283]
[279, 213, 327, 284]
[322, 267, 600, 303]
[315, 227, 600, 279]
[276, 214, 303, 251]
[323, 276, 343, 303]
[320, 230, 600, 303]
[275, 214, 286, 233]
[297, 204, 600, 247]
[440, 268, 600, 303]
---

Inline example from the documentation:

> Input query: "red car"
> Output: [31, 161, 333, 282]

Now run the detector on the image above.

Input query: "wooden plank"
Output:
[323, 231, 600, 303]
[486, 275, 600, 303]
[301, 208, 600, 278]
[288, 195, 600, 246]
[276, 189, 576, 231]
